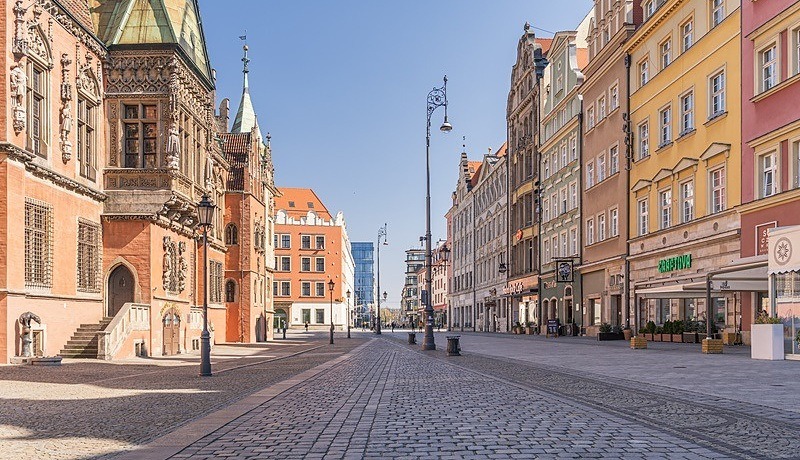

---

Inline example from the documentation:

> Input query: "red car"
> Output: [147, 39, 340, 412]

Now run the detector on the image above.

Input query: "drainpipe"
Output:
[624, 52, 634, 335]
[577, 93, 584, 334]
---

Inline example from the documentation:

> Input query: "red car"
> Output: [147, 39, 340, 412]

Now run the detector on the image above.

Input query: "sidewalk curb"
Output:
[113, 339, 376, 460]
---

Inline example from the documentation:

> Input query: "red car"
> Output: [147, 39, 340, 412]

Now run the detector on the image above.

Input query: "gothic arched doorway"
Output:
[162, 308, 181, 356]
[108, 265, 134, 318]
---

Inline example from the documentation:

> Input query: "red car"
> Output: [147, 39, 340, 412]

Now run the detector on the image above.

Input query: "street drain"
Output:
[673, 366, 687, 369]
[771, 384, 784, 387]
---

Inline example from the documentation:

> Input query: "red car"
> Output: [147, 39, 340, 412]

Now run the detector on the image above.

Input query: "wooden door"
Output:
[108, 265, 134, 317]
[162, 309, 181, 355]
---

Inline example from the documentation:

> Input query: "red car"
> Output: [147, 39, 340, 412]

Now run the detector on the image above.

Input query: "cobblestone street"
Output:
[130, 333, 799, 459]
[3, 332, 799, 459]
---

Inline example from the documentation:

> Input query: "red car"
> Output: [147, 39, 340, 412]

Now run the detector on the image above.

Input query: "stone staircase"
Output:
[59, 318, 112, 358]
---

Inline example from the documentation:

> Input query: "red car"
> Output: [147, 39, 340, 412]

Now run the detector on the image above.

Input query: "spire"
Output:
[231, 38, 257, 133]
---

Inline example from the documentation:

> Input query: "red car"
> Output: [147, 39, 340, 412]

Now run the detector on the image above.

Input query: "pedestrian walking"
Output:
[304, 322, 308, 332]
[391, 322, 395, 333]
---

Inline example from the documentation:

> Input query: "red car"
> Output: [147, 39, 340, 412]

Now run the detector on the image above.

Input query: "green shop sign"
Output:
[658, 254, 692, 273]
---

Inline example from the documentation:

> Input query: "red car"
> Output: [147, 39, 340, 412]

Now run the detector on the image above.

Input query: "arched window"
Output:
[225, 223, 238, 245]
[225, 280, 236, 302]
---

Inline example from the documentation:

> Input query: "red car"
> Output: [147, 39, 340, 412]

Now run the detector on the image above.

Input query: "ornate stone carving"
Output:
[10, 63, 27, 134]
[165, 122, 180, 170]
[18, 311, 42, 357]
[162, 235, 186, 294]
[13, 1, 29, 56]
[204, 155, 215, 192]
[76, 53, 100, 102]
[109, 102, 118, 166]
[60, 53, 73, 162]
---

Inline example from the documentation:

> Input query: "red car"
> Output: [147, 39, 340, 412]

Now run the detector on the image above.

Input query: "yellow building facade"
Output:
[626, 0, 743, 333]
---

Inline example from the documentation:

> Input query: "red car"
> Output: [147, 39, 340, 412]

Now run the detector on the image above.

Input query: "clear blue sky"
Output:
[201, 0, 592, 310]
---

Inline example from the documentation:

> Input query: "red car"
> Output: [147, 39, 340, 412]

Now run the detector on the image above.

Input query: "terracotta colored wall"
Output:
[274, 224, 344, 303]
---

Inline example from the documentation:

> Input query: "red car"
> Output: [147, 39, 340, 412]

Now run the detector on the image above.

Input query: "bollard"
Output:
[407, 332, 416, 344]
[446, 335, 461, 356]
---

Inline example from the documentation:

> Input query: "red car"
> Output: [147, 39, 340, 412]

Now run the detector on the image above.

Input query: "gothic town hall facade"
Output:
[0, 0, 277, 362]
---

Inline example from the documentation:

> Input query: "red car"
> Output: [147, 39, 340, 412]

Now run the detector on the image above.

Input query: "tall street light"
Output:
[197, 194, 215, 377]
[439, 243, 451, 330]
[328, 279, 335, 345]
[376, 223, 388, 335]
[346, 289, 352, 339]
[423, 76, 452, 351]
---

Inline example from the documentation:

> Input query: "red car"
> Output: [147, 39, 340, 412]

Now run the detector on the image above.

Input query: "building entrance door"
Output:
[108, 265, 134, 318]
[274, 309, 288, 330]
[611, 295, 622, 326]
[162, 309, 181, 356]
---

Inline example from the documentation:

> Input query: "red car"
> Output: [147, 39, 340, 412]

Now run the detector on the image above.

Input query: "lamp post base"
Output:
[200, 330, 212, 376]
[422, 319, 436, 351]
[329, 325, 334, 345]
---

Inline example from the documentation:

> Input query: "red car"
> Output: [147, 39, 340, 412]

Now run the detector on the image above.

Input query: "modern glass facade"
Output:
[351, 242, 374, 326]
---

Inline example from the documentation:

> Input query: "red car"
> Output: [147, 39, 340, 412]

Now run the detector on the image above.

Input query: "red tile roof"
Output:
[468, 161, 482, 188]
[495, 142, 508, 158]
[276, 188, 332, 220]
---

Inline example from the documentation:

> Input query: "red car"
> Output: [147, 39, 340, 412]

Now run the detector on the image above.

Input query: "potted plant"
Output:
[598, 323, 625, 341]
[663, 320, 673, 342]
[525, 322, 535, 335]
[642, 321, 656, 341]
[653, 325, 663, 341]
[751, 314, 784, 360]
[671, 320, 684, 343]
[623, 326, 632, 341]
[512, 321, 521, 334]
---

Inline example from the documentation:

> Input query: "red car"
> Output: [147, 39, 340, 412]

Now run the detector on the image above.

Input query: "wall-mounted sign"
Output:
[503, 282, 524, 295]
[658, 254, 692, 273]
[756, 222, 777, 256]
[556, 260, 574, 283]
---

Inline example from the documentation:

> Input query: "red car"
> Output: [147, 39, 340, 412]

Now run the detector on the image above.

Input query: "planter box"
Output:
[682, 332, 699, 343]
[631, 336, 648, 349]
[652, 334, 662, 342]
[525, 327, 535, 335]
[623, 329, 632, 341]
[671, 334, 683, 343]
[643, 333, 654, 341]
[598, 332, 625, 341]
[751, 324, 784, 360]
[722, 332, 739, 345]
[702, 338, 724, 354]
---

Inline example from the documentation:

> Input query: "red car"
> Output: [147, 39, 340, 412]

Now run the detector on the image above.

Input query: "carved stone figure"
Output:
[204, 155, 215, 192]
[12, 0, 28, 56]
[60, 103, 73, 162]
[18, 312, 41, 358]
[165, 122, 180, 170]
[178, 241, 187, 292]
[10, 63, 26, 105]
[163, 236, 173, 291]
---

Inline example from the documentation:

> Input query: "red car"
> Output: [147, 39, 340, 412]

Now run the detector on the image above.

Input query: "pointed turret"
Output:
[232, 44, 257, 134]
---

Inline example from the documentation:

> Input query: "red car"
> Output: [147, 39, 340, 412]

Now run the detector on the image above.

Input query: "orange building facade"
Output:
[273, 188, 354, 330]
[1, 0, 275, 363]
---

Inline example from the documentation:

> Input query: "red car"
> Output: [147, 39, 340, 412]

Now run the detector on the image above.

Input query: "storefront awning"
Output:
[637, 283, 715, 299]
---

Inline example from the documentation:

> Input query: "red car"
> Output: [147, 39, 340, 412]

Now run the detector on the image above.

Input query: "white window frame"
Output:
[569, 181, 578, 209]
[680, 180, 695, 223]
[659, 188, 672, 229]
[638, 198, 649, 236]
[609, 84, 619, 111]
[759, 150, 778, 198]
[711, 0, 725, 27]
[710, 167, 726, 213]
[639, 59, 649, 87]
[570, 227, 578, 255]
[659, 106, 672, 146]
[760, 43, 778, 93]
[660, 38, 672, 70]
[639, 122, 650, 159]
[597, 153, 607, 182]
[609, 144, 619, 175]
[598, 96, 607, 120]
[680, 90, 694, 134]
[586, 162, 595, 188]
[681, 18, 694, 52]
[587, 105, 596, 129]
[587, 218, 595, 245]
[598, 213, 606, 241]
[569, 136, 578, 162]
[610, 208, 619, 237]
[709, 70, 726, 118]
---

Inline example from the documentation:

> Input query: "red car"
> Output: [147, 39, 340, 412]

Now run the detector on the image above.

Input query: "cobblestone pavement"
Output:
[0, 333, 365, 459]
[167, 338, 747, 460]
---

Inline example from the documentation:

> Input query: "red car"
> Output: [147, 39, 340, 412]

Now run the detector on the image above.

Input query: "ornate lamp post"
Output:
[376, 223, 388, 334]
[423, 76, 452, 350]
[196, 194, 215, 377]
[346, 289, 352, 339]
[328, 279, 335, 345]
[439, 243, 450, 330]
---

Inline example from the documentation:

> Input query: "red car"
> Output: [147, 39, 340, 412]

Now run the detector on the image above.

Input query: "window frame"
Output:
[709, 70, 726, 118]
[681, 17, 694, 52]
[122, 103, 159, 168]
[709, 167, 726, 213]
[680, 90, 694, 134]
[638, 121, 650, 160]
[680, 179, 695, 223]
[587, 217, 595, 245]
[638, 197, 649, 236]
[659, 187, 672, 230]
[610, 207, 619, 237]
[660, 37, 672, 70]
[710, 0, 725, 28]
[758, 150, 779, 198]
[659, 105, 672, 146]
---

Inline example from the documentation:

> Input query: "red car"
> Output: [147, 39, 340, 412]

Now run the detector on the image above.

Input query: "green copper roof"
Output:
[91, 0, 213, 83]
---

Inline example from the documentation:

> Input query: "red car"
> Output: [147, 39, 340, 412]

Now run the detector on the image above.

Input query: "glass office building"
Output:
[351, 242, 374, 327]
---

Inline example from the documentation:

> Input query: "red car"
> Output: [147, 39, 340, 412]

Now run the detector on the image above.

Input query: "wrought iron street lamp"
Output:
[197, 194, 215, 377]
[328, 279, 335, 344]
[346, 289, 352, 339]
[423, 76, 452, 350]
[376, 224, 388, 334]
[439, 243, 450, 329]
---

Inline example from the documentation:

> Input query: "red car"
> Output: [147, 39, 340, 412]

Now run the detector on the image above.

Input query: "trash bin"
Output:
[446, 335, 461, 356]
[407, 332, 416, 344]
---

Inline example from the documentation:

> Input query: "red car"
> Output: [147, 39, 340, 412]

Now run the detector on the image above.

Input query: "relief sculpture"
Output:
[162, 236, 187, 294]
[60, 53, 73, 162]
[10, 63, 27, 134]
